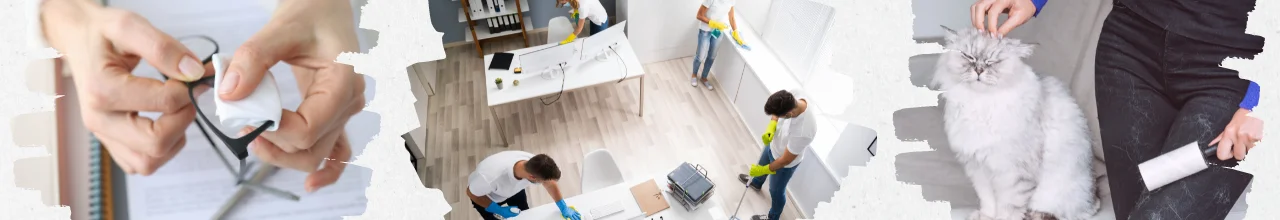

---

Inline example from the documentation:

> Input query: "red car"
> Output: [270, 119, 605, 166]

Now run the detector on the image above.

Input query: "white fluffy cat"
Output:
[932, 26, 1100, 220]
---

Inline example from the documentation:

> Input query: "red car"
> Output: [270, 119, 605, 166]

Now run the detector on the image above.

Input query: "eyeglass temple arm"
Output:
[186, 80, 275, 161]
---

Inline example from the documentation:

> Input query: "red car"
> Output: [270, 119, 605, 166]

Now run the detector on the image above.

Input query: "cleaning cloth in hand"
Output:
[212, 54, 282, 132]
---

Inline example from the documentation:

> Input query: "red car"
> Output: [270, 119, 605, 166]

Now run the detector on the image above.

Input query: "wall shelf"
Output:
[464, 16, 534, 43]
[457, 0, 531, 57]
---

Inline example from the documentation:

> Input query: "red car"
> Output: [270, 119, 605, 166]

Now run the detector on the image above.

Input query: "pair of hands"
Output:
[750, 118, 781, 177]
[43, 0, 365, 192]
[560, 10, 579, 45]
[707, 21, 745, 46]
[486, 200, 581, 220]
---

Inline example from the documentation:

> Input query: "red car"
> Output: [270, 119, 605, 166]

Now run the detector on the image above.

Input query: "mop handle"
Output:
[729, 180, 751, 217]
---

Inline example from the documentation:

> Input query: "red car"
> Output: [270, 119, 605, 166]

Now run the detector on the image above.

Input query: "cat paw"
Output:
[1026, 211, 1058, 220]
[967, 211, 996, 220]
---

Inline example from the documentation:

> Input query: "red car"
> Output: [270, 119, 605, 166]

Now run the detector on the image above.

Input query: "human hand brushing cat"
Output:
[971, 0, 1038, 38]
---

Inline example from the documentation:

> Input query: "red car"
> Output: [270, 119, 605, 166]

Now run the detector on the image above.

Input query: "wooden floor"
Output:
[413, 34, 803, 220]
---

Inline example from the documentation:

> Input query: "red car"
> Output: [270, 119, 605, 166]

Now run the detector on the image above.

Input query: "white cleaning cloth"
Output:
[212, 54, 282, 132]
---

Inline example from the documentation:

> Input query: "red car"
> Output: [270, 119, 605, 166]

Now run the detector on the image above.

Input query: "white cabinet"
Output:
[711, 40, 747, 103]
[406, 61, 437, 152]
[734, 68, 773, 146]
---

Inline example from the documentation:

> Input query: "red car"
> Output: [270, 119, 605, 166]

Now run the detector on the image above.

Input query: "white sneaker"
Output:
[703, 80, 715, 90]
[691, 77, 698, 87]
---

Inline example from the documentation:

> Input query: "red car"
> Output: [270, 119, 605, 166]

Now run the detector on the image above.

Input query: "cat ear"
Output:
[940, 25, 959, 43]
[1011, 42, 1037, 58]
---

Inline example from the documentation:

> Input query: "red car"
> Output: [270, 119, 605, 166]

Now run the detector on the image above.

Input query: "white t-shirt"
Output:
[700, 0, 736, 32]
[468, 151, 537, 203]
[769, 92, 817, 168]
[575, 0, 609, 25]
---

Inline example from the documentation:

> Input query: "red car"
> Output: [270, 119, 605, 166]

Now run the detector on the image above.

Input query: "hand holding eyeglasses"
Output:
[41, 0, 215, 175]
[218, 0, 366, 192]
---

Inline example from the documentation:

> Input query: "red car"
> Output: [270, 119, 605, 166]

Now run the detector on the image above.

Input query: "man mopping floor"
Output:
[739, 89, 817, 220]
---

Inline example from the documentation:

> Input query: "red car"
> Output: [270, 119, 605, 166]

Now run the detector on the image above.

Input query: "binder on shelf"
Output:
[499, 17, 508, 33]
[469, 0, 484, 15]
[511, 15, 520, 31]
[505, 16, 514, 32]
[497, 0, 506, 13]
[487, 18, 496, 34]
[487, 0, 497, 14]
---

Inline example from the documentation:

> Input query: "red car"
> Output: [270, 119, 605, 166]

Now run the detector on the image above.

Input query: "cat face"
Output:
[933, 26, 1036, 90]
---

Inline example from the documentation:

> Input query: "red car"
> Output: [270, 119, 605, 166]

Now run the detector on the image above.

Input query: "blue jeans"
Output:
[589, 20, 608, 35]
[749, 145, 797, 220]
[691, 29, 720, 79]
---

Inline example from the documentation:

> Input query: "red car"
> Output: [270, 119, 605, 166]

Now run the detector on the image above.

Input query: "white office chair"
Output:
[580, 149, 624, 193]
[548, 16, 573, 45]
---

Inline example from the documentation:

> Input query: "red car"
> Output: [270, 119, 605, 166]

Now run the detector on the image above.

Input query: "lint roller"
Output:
[1137, 142, 1238, 191]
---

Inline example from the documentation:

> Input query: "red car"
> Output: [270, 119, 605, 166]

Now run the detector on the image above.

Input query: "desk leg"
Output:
[639, 76, 645, 117]
[490, 107, 509, 146]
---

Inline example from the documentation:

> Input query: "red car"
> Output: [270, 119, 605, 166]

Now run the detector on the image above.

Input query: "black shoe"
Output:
[751, 215, 769, 220]
[738, 174, 762, 192]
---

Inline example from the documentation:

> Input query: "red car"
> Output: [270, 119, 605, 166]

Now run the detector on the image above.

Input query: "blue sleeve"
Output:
[1032, 0, 1048, 17]
[1240, 81, 1260, 111]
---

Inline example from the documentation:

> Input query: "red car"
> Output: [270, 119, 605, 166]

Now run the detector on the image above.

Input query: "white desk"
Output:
[513, 170, 728, 220]
[483, 39, 647, 146]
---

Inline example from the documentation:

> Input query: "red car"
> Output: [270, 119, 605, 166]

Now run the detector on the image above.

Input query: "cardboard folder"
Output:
[630, 179, 670, 217]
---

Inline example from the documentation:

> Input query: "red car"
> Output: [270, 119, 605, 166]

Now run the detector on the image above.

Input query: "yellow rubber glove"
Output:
[559, 34, 577, 45]
[708, 21, 728, 31]
[762, 119, 778, 144]
[749, 164, 776, 177]
[732, 30, 746, 46]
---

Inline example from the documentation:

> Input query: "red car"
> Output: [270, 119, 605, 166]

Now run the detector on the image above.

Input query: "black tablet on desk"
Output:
[489, 53, 515, 70]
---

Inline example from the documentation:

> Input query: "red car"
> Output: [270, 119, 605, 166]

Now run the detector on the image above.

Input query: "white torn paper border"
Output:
[337, 0, 449, 219]
[806, 0, 949, 219]
[2, 0, 71, 219]
[1225, 0, 1278, 219]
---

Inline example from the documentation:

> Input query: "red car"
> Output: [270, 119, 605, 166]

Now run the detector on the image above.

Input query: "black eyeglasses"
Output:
[170, 36, 298, 202]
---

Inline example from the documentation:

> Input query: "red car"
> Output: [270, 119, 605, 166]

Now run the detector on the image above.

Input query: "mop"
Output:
[729, 120, 780, 220]
[728, 180, 753, 220]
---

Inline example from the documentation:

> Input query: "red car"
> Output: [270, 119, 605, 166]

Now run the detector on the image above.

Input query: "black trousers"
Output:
[471, 190, 530, 220]
[1095, 1, 1261, 220]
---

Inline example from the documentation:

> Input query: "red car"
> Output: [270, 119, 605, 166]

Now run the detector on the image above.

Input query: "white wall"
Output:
[912, 0, 976, 39]
[626, 0, 772, 63]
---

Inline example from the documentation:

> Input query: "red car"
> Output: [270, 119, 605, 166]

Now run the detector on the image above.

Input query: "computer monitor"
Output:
[519, 41, 580, 75]
[580, 21, 628, 61]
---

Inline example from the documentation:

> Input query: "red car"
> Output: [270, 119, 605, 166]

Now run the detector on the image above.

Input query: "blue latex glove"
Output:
[485, 202, 520, 218]
[556, 200, 582, 220]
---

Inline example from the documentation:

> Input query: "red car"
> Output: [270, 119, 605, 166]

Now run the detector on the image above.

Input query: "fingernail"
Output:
[179, 57, 205, 81]
[219, 70, 240, 95]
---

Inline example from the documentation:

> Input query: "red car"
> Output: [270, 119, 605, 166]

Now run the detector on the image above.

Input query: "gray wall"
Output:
[431, 0, 617, 44]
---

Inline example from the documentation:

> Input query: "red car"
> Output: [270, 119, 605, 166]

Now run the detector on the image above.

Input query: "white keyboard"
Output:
[589, 200, 626, 219]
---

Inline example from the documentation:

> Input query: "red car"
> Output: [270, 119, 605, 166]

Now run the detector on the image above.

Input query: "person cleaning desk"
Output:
[691, 0, 747, 90]
[556, 0, 609, 45]
[739, 90, 817, 220]
[467, 151, 582, 220]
